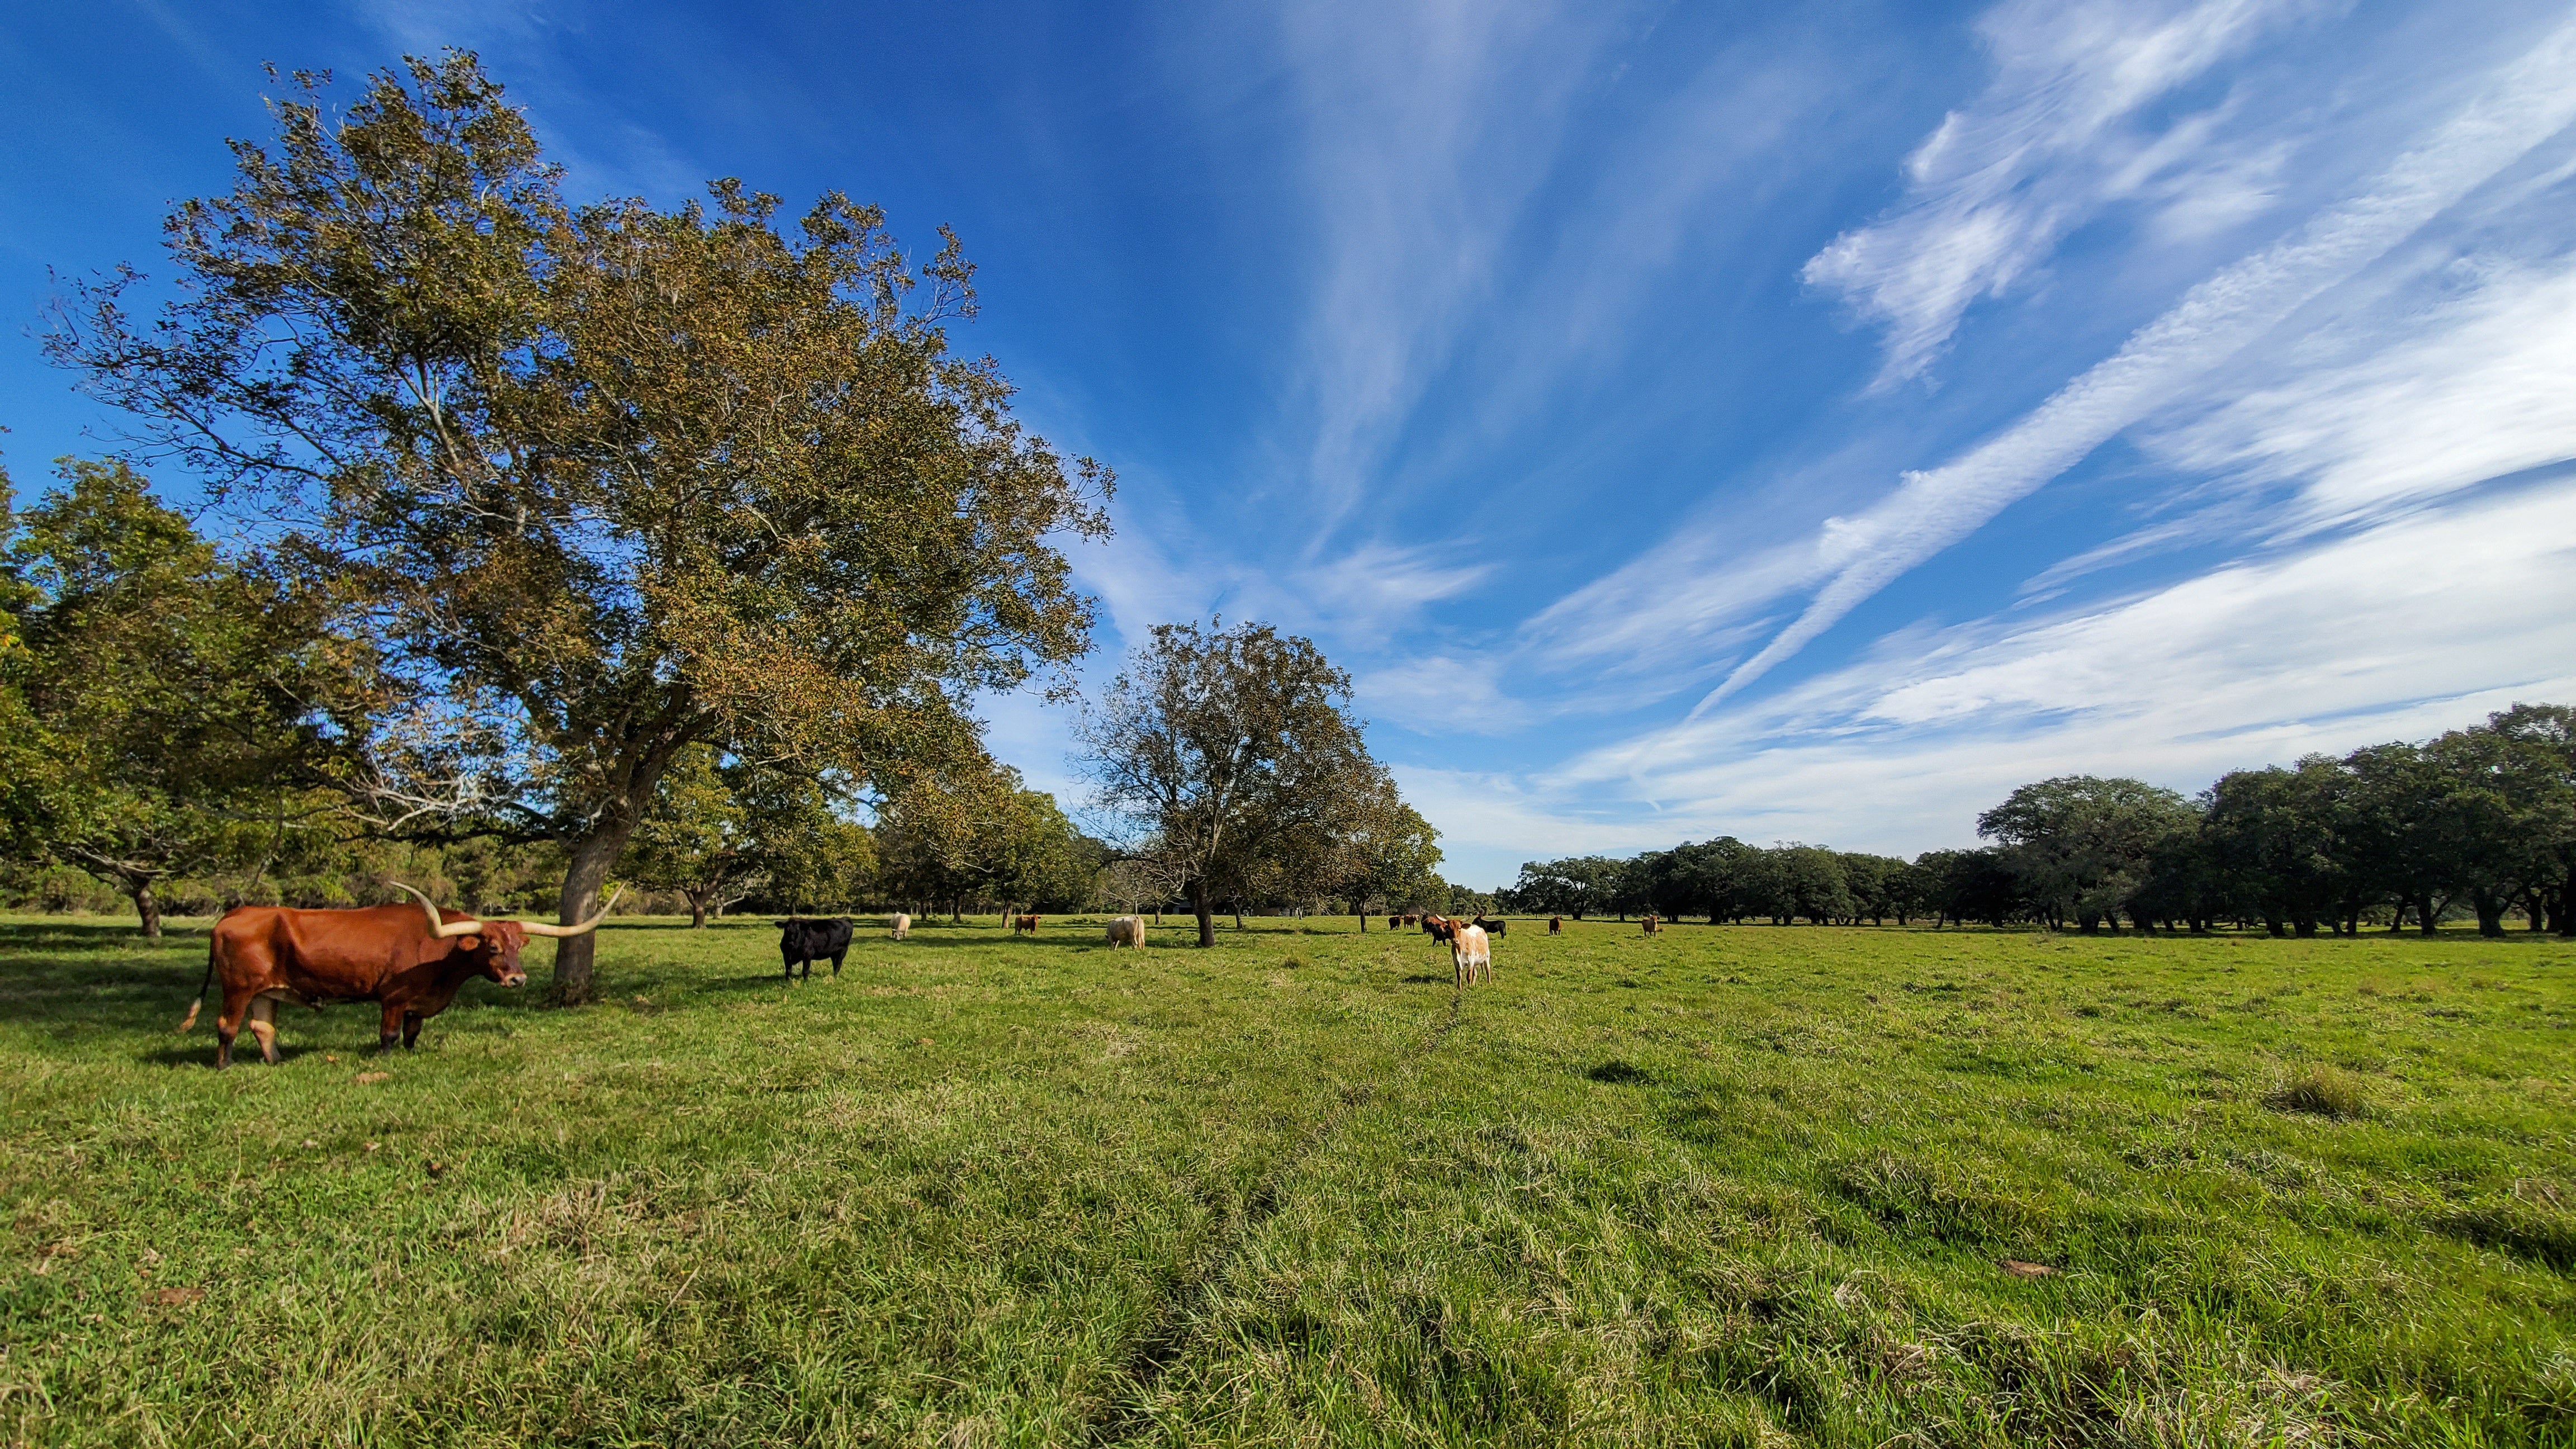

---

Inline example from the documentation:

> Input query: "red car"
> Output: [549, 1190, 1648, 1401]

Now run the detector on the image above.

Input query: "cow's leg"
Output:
[830, 949, 846, 977]
[783, 956, 794, 982]
[378, 1001, 404, 1054]
[213, 986, 257, 1070]
[247, 995, 282, 1065]
[402, 1011, 425, 1049]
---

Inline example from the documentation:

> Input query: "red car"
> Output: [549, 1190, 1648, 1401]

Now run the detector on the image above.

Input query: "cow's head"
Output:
[419, 921, 533, 986]
[390, 882, 623, 988]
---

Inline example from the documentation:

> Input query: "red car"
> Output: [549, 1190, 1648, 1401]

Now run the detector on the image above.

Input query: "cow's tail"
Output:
[177, 940, 216, 1033]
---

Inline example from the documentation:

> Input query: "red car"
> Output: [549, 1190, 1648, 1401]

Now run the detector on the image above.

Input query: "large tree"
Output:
[1078, 620, 1391, 948]
[50, 56, 1107, 997]
[1978, 775, 2198, 932]
[1, 459, 356, 935]
[1339, 798, 1442, 930]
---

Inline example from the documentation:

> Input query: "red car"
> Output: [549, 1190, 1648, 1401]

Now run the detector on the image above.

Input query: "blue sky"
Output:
[6, 1, 2575, 887]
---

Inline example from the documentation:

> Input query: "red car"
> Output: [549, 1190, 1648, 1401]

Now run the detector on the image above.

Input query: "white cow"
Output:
[889, 912, 911, 940]
[1452, 924, 1490, 987]
[1105, 916, 1144, 949]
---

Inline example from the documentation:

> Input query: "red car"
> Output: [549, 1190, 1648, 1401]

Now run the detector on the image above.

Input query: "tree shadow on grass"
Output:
[0, 922, 214, 1036]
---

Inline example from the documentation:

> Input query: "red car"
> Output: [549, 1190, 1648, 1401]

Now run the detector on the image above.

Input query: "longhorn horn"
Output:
[390, 881, 486, 939]
[522, 886, 624, 939]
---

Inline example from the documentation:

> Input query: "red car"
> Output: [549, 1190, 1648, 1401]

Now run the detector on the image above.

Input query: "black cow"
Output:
[1472, 915, 1508, 937]
[776, 916, 854, 981]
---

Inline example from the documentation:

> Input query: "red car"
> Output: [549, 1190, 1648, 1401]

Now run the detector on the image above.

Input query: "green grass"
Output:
[3, 913, 2573, 1446]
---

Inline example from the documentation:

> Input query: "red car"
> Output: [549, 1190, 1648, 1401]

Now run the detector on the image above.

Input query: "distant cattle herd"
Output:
[174, 892, 1572, 1066]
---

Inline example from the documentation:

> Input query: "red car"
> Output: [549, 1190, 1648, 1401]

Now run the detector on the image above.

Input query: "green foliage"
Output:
[0, 459, 356, 935]
[3, 917, 2570, 1444]
[1079, 619, 1407, 945]
[874, 763, 1093, 915]
[49, 54, 1107, 997]
[1978, 775, 2198, 931]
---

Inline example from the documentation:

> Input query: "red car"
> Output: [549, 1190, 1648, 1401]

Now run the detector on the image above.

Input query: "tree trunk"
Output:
[1189, 877, 1215, 948]
[1233, 896, 1244, 931]
[549, 828, 631, 1005]
[1356, 909, 1367, 932]
[2473, 891, 2506, 938]
[685, 888, 711, 929]
[129, 880, 162, 940]
[2416, 895, 2439, 935]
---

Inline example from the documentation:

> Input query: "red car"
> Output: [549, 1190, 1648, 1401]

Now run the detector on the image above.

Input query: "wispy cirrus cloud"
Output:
[1804, 0, 2313, 390]
[2149, 250, 2576, 531]
[1274, 1, 1628, 537]
[1690, 13, 2576, 717]
[1391, 477, 2576, 886]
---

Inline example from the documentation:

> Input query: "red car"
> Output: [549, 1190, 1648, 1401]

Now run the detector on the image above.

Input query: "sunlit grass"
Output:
[2, 912, 2570, 1445]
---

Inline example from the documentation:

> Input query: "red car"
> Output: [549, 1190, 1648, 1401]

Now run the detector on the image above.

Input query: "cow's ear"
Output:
[457, 934, 484, 951]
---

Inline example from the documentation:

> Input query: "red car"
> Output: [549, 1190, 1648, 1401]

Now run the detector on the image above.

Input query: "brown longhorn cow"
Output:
[178, 882, 619, 1068]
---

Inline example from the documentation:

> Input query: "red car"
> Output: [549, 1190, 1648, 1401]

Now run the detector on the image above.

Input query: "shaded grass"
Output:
[2, 913, 2572, 1445]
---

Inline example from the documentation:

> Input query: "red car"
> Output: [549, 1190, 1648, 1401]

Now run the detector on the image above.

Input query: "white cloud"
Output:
[1273, 1, 1627, 534]
[1398, 478, 2576, 883]
[1694, 16, 2576, 714]
[1356, 656, 1536, 737]
[2150, 252, 2576, 529]
[1805, 0, 2312, 388]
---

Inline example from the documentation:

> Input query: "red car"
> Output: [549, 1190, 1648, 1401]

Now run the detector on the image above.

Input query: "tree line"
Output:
[0, 460, 1466, 935]
[1502, 705, 2575, 938]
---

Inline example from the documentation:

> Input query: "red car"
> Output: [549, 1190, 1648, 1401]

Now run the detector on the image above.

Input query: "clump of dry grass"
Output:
[2269, 1064, 2371, 1120]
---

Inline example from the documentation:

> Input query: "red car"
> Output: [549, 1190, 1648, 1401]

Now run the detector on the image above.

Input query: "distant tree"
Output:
[1693, 837, 1761, 923]
[620, 745, 763, 927]
[1503, 855, 1623, 919]
[1339, 798, 1442, 931]
[1775, 845, 1855, 925]
[2477, 704, 2576, 935]
[873, 762, 1078, 919]
[1915, 848, 2021, 927]
[0, 459, 358, 935]
[2422, 724, 2554, 938]
[1977, 776, 2198, 932]
[2202, 763, 2346, 936]
[1835, 852, 1910, 925]
[1078, 620, 1389, 948]
[1102, 851, 1188, 922]
[50, 55, 1107, 998]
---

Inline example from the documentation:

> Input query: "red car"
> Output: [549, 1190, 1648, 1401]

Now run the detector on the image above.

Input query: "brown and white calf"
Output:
[1451, 924, 1491, 987]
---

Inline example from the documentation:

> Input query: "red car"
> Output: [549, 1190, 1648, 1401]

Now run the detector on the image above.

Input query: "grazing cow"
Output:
[1641, 915, 1662, 935]
[1389, 915, 1403, 929]
[1420, 913, 1459, 944]
[178, 882, 618, 1068]
[1451, 924, 1491, 988]
[1549, 916, 1564, 935]
[890, 912, 911, 940]
[1105, 916, 1145, 949]
[1472, 915, 1508, 938]
[1013, 913, 1040, 935]
[776, 916, 854, 981]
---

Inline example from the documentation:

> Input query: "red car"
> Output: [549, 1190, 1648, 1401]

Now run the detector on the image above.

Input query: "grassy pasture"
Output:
[2, 912, 2572, 1447]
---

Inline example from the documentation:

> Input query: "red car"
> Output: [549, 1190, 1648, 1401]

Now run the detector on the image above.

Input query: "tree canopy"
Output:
[1078, 620, 1408, 947]
[48, 54, 1108, 996]
[0, 458, 359, 935]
